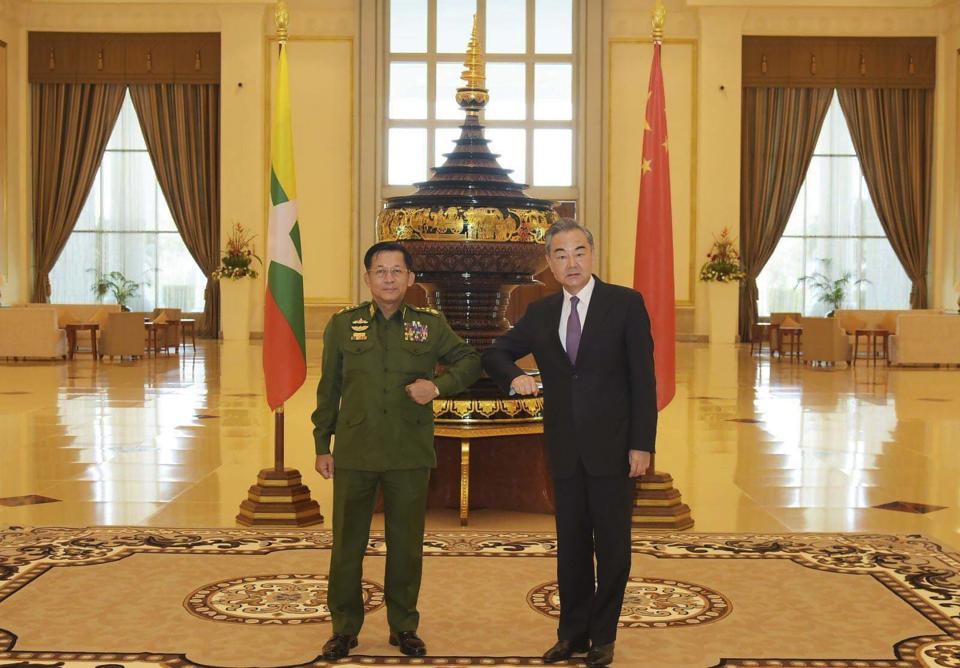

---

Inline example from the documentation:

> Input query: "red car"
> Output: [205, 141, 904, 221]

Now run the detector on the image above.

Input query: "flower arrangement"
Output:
[699, 227, 746, 283]
[212, 223, 262, 280]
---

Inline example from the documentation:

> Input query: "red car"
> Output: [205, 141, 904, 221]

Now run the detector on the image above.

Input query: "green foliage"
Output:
[91, 270, 146, 312]
[795, 260, 869, 313]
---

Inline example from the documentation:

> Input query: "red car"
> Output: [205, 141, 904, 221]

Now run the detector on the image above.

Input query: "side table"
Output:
[64, 322, 99, 360]
[853, 329, 890, 366]
[179, 318, 197, 351]
[778, 326, 802, 362]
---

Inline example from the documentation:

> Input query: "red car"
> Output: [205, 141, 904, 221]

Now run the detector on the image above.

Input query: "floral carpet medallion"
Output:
[0, 528, 957, 666]
[528, 576, 732, 628]
[184, 574, 384, 624]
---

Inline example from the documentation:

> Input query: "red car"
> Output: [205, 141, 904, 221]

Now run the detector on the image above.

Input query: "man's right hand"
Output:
[510, 374, 539, 396]
[315, 454, 334, 479]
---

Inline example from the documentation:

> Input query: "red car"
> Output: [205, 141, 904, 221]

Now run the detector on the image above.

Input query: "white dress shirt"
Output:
[559, 275, 595, 352]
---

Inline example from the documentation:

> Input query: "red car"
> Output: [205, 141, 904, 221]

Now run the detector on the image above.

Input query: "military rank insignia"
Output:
[350, 317, 369, 341]
[404, 320, 429, 342]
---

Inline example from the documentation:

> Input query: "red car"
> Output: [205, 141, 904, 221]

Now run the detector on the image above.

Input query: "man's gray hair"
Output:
[544, 217, 595, 255]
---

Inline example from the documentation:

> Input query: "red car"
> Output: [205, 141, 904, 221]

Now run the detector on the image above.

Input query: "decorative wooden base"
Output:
[632, 470, 694, 530]
[236, 467, 324, 527]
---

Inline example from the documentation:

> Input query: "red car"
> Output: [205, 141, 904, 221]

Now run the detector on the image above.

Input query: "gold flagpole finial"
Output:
[456, 13, 489, 113]
[652, 0, 666, 43]
[275, 0, 289, 43]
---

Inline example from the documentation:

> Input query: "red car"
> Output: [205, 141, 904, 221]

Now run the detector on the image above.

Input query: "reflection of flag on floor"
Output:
[263, 41, 306, 410]
[633, 41, 676, 412]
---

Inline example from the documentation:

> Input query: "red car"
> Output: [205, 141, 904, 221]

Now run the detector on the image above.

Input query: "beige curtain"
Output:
[31, 83, 126, 302]
[739, 87, 834, 341]
[837, 88, 933, 309]
[129, 84, 221, 337]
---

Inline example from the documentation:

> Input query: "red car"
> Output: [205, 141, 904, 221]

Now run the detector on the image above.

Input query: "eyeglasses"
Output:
[370, 267, 409, 280]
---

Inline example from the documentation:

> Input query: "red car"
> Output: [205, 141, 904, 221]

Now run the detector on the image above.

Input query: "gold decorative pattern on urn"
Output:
[433, 396, 544, 423]
[378, 207, 554, 243]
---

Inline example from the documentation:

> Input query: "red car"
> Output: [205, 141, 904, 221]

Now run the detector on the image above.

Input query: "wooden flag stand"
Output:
[632, 454, 694, 530]
[237, 406, 324, 527]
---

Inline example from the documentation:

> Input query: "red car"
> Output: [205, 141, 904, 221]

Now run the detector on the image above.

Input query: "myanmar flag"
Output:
[263, 41, 306, 410]
[633, 41, 676, 412]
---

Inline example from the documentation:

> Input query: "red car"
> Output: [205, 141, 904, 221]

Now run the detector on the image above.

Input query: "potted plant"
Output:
[91, 270, 146, 312]
[213, 222, 262, 341]
[699, 227, 746, 344]
[795, 260, 869, 316]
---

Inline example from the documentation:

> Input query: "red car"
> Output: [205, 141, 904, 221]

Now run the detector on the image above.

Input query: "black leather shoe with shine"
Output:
[586, 641, 615, 667]
[542, 638, 591, 663]
[321, 633, 358, 661]
[389, 630, 427, 657]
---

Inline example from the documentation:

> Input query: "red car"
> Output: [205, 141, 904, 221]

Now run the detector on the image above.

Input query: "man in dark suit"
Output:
[482, 218, 657, 667]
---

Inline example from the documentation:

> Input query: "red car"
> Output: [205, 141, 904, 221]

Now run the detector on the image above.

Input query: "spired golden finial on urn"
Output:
[376, 13, 559, 423]
[456, 14, 489, 113]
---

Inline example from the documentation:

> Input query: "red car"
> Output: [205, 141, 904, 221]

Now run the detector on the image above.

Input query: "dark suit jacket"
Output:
[482, 276, 657, 479]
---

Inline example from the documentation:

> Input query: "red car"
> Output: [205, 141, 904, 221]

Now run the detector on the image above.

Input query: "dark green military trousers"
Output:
[328, 467, 431, 635]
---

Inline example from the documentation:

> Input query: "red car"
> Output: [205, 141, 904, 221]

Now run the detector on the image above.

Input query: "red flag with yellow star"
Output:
[633, 41, 676, 411]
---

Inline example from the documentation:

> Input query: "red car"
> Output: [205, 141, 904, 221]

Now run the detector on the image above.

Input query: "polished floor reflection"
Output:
[1, 341, 958, 550]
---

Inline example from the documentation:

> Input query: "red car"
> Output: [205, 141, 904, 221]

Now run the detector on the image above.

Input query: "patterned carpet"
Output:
[1, 528, 959, 667]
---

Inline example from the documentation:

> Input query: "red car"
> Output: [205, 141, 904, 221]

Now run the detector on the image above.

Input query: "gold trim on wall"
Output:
[605, 37, 699, 307]
[0, 41, 7, 286]
[264, 35, 356, 306]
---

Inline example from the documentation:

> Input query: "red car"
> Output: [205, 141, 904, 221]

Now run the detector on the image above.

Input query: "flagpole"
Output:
[631, 0, 693, 531]
[236, 0, 322, 526]
[274, 405, 285, 472]
[272, 0, 289, 480]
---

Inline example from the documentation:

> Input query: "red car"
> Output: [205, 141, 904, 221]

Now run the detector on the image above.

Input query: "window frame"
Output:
[380, 0, 580, 202]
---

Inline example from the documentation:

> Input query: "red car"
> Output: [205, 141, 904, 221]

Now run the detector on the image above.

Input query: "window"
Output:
[49, 92, 208, 312]
[757, 93, 911, 317]
[384, 0, 577, 196]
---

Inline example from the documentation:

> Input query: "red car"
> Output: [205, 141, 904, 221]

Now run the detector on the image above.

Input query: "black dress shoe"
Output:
[586, 642, 615, 667]
[321, 633, 358, 661]
[389, 630, 427, 657]
[543, 638, 591, 663]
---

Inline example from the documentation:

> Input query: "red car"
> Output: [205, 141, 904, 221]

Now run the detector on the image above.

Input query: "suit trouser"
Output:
[327, 467, 431, 635]
[552, 459, 635, 647]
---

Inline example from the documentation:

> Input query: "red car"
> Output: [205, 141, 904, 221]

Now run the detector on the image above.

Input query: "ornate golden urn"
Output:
[377, 16, 557, 354]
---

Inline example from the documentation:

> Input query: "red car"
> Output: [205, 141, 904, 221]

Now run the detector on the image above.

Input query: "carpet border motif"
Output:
[1, 527, 959, 667]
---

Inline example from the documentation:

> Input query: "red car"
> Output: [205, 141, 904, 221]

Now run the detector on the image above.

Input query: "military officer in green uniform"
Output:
[313, 241, 481, 661]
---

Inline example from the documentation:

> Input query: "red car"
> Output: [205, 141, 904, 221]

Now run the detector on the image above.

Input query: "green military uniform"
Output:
[312, 300, 480, 636]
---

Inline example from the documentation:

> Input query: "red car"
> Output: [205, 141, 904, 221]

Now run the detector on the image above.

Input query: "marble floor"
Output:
[1, 341, 958, 551]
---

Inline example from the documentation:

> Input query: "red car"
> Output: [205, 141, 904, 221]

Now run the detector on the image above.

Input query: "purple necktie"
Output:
[566, 295, 581, 365]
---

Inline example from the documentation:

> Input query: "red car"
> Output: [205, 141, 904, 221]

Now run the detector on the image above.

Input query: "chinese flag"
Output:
[633, 42, 676, 411]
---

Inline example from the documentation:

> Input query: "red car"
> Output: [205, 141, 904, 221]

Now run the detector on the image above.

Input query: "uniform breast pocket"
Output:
[342, 340, 374, 374]
[399, 341, 434, 375]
